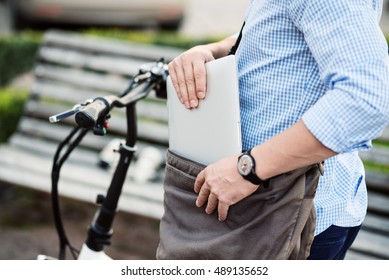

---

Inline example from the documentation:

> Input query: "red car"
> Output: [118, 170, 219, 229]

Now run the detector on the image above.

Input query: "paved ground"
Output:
[0, 183, 160, 260]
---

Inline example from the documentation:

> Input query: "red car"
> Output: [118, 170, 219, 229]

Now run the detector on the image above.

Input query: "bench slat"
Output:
[345, 250, 381, 260]
[31, 80, 113, 104]
[17, 117, 110, 150]
[28, 84, 168, 123]
[362, 212, 389, 234]
[367, 190, 389, 215]
[360, 146, 389, 166]
[43, 30, 182, 62]
[0, 144, 164, 219]
[9, 133, 167, 169]
[24, 104, 169, 146]
[25, 97, 168, 129]
[365, 171, 389, 193]
[348, 229, 389, 259]
[39, 46, 147, 76]
[378, 126, 389, 142]
[35, 64, 129, 94]
[17, 116, 169, 150]
[32, 79, 167, 107]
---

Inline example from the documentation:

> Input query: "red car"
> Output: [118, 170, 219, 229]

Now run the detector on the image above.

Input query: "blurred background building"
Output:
[1, 0, 389, 37]
[0, 0, 249, 37]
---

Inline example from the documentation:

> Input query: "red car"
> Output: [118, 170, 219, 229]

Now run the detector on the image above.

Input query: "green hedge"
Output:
[0, 32, 40, 143]
[0, 32, 41, 87]
[0, 87, 28, 143]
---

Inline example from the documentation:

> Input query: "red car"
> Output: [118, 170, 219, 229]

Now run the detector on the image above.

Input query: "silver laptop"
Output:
[166, 55, 242, 166]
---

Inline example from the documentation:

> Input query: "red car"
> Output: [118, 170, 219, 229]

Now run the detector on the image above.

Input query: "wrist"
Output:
[237, 148, 269, 187]
[208, 37, 237, 59]
[250, 146, 269, 181]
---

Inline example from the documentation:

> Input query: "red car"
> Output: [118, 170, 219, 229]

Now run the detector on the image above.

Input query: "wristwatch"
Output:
[237, 148, 268, 187]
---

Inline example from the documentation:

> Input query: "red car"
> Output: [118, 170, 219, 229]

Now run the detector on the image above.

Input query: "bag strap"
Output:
[228, 22, 245, 55]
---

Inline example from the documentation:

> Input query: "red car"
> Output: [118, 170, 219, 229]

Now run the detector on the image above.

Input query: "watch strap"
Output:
[242, 148, 269, 188]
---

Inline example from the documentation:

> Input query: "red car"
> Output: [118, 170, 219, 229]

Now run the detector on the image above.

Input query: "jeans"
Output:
[308, 224, 362, 260]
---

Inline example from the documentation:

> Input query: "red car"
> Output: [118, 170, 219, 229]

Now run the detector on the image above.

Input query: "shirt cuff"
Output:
[302, 90, 373, 154]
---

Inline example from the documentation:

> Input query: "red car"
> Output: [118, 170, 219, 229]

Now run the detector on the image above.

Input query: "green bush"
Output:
[0, 32, 41, 87]
[0, 87, 28, 143]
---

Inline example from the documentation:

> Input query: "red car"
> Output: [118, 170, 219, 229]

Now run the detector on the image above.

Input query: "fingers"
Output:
[205, 193, 218, 215]
[194, 170, 229, 221]
[195, 183, 223, 217]
[204, 194, 229, 222]
[193, 60, 207, 100]
[168, 49, 211, 109]
[169, 62, 193, 108]
[192, 154, 260, 222]
[217, 202, 229, 222]
[169, 59, 204, 109]
[196, 186, 229, 222]
[194, 170, 205, 194]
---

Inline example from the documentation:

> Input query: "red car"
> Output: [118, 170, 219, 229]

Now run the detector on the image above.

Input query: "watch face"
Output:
[239, 154, 253, 176]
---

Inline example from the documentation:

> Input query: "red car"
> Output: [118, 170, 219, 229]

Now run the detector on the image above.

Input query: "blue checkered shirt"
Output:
[236, 0, 389, 235]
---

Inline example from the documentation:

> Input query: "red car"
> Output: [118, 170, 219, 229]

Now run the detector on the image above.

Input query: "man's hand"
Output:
[194, 154, 260, 222]
[168, 46, 215, 109]
[168, 36, 237, 109]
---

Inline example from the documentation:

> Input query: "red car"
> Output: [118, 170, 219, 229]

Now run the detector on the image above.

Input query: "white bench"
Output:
[0, 30, 183, 220]
[346, 128, 389, 259]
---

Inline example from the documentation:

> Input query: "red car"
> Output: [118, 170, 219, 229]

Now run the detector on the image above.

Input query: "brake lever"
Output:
[49, 99, 93, 123]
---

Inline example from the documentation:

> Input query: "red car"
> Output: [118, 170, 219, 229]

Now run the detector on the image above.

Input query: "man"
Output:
[167, 0, 389, 259]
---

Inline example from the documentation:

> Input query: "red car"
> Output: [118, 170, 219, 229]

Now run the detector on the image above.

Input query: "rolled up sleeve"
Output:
[290, 0, 389, 153]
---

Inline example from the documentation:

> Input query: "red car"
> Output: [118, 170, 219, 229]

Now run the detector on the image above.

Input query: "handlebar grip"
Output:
[75, 98, 110, 129]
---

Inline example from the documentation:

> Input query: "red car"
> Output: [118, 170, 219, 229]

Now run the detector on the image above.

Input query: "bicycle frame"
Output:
[78, 102, 137, 260]
[42, 60, 168, 260]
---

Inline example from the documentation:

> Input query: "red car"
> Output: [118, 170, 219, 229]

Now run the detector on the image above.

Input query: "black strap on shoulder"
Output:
[228, 22, 245, 55]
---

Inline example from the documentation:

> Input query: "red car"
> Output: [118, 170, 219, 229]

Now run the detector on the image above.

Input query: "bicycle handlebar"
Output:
[75, 96, 116, 129]
[49, 59, 168, 135]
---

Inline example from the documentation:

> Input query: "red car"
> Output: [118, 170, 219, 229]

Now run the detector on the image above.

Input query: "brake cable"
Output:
[51, 126, 89, 259]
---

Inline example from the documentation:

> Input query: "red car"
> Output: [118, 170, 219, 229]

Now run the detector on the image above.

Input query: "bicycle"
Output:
[38, 59, 169, 260]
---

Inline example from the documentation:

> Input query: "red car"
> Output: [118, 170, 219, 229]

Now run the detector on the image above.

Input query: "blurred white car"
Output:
[7, 0, 185, 30]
